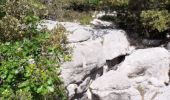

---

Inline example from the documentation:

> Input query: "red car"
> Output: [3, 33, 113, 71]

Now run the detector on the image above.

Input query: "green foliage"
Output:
[98, 0, 170, 38]
[70, 0, 100, 7]
[100, 0, 129, 7]
[0, 0, 44, 41]
[39, 0, 97, 20]
[0, 0, 69, 99]
[140, 10, 170, 32]
[78, 12, 92, 25]
[0, 28, 68, 100]
[38, 0, 170, 38]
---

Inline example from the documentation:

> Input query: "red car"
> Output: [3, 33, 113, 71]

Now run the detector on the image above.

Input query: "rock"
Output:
[166, 42, 170, 51]
[61, 40, 105, 86]
[77, 77, 91, 94]
[67, 84, 78, 99]
[89, 47, 170, 100]
[90, 71, 132, 100]
[60, 22, 93, 43]
[59, 23, 133, 99]
[100, 93, 131, 100]
[79, 94, 90, 100]
[90, 71, 131, 90]
[103, 30, 131, 60]
[118, 47, 170, 86]
[67, 29, 92, 43]
[90, 19, 115, 28]
[154, 86, 170, 100]
[38, 20, 58, 30]
[38, 20, 170, 100]
[92, 11, 117, 19]
[60, 22, 83, 32]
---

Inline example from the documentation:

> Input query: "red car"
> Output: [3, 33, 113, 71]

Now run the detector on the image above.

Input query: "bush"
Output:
[98, 0, 170, 38]
[0, 0, 44, 41]
[0, 0, 69, 99]
[0, 28, 68, 100]
[140, 10, 170, 32]
[38, 0, 95, 21]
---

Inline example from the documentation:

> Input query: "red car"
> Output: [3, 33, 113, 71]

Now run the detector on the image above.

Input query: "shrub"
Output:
[140, 10, 170, 33]
[98, 0, 170, 38]
[0, 28, 68, 99]
[0, 0, 44, 41]
[39, 0, 95, 21]
[0, 0, 69, 99]
[69, 0, 100, 10]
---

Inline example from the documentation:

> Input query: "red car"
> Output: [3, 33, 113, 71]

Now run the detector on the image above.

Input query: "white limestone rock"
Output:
[103, 30, 131, 60]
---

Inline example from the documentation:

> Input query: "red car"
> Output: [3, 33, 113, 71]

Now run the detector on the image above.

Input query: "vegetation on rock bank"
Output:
[0, 0, 169, 99]
[0, 0, 70, 99]
[40, 0, 170, 38]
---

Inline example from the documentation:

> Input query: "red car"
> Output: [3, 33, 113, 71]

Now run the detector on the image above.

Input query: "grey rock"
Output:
[60, 22, 82, 32]
[67, 29, 92, 43]
[90, 19, 115, 28]
[118, 47, 170, 86]
[38, 20, 58, 30]
[61, 40, 105, 86]
[103, 30, 131, 60]
[101, 93, 131, 100]
[89, 47, 170, 100]
[90, 71, 131, 100]
[77, 77, 91, 94]
[67, 84, 78, 99]
[92, 11, 117, 19]
[90, 71, 131, 91]
[166, 42, 170, 51]
[154, 86, 170, 100]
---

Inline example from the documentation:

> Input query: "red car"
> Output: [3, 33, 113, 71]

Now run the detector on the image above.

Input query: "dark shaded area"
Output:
[70, 66, 103, 100]
[106, 55, 126, 70]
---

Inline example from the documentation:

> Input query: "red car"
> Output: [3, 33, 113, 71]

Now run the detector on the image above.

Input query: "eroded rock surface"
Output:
[90, 47, 170, 100]
[40, 20, 170, 100]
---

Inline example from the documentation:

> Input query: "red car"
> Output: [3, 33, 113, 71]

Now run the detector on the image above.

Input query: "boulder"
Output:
[90, 71, 132, 100]
[67, 84, 78, 99]
[38, 20, 58, 30]
[61, 40, 105, 86]
[90, 19, 115, 28]
[118, 47, 170, 86]
[90, 71, 131, 91]
[59, 23, 134, 99]
[67, 29, 92, 43]
[89, 47, 170, 100]
[92, 11, 117, 19]
[60, 22, 83, 32]
[103, 30, 132, 60]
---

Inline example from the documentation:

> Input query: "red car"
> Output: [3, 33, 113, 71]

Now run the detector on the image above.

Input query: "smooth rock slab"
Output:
[38, 20, 58, 30]
[67, 28, 92, 43]
[154, 86, 170, 100]
[118, 47, 170, 86]
[90, 71, 131, 91]
[103, 30, 131, 60]
[90, 71, 132, 100]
